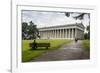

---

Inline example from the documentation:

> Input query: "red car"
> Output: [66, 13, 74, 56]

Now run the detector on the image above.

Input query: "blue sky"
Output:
[22, 11, 90, 28]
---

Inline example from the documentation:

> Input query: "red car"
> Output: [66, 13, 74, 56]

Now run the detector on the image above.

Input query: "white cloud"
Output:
[22, 11, 89, 28]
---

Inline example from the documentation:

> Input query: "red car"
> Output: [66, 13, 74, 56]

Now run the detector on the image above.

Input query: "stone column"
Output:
[62, 29, 64, 38]
[56, 30, 58, 38]
[51, 30, 52, 38]
[65, 29, 67, 38]
[64, 29, 65, 38]
[72, 28, 74, 39]
[48, 30, 49, 39]
[67, 29, 69, 38]
[55, 30, 56, 38]
[54, 30, 55, 38]
[55, 30, 57, 38]
[57, 29, 59, 38]
[59, 29, 61, 38]
[52, 30, 54, 39]
[68, 29, 69, 39]
[40, 31, 42, 39]
[45, 31, 47, 39]
[45, 31, 46, 39]
[58, 29, 59, 38]
[67, 29, 68, 38]
[69, 29, 70, 39]
[42, 31, 44, 39]
[48, 30, 51, 38]
[56, 29, 58, 38]
[77, 29, 79, 39]
[52, 30, 54, 38]
[73, 28, 75, 39]
[59, 29, 60, 38]
[44, 31, 47, 39]
[64, 29, 66, 38]
[48, 30, 50, 39]
[75, 28, 77, 38]
[43, 31, 44, 39]
[44, 31, 46, 39]
[46, 30, 49, 39]
[70, 29, 72, 39]
[47, 30, 48, 39]
[53, 30, 55, 39]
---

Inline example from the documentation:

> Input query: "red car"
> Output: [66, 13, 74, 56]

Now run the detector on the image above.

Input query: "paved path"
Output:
[31, 40, 90, 62]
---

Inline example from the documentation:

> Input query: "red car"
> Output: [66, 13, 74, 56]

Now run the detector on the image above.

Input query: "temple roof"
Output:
[38, 23, 85, 30]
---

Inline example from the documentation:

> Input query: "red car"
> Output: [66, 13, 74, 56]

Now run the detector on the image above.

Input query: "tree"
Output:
[73, 13, 86, 20]
[28, 21, 40, 49]
[28, 21, 39, 49]
[84, 33, 88, 39]
[83, 25, 90, 40]
[22, 21, 40, 40]
[65, 12, 90, 21]
[65, 12, 70, 17]
[86, 25, 90, 39]
[22, 22, 28, 39]
[28, 21, 40, 40]
[22, 21, 40, 49]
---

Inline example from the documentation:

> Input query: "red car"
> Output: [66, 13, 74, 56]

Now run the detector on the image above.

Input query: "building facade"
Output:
[38, 23, 85, 39]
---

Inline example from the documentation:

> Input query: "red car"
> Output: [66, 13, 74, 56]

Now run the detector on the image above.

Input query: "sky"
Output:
[21, 10, 90, 29]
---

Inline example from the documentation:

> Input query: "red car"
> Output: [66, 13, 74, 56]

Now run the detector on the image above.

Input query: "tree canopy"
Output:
[22, 21, 40, 40]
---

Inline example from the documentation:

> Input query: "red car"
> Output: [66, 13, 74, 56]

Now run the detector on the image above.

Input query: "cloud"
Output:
[22, 11, 89, 28]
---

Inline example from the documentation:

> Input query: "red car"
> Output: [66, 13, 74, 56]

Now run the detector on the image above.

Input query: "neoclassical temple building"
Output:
[38, 23, 85, 39]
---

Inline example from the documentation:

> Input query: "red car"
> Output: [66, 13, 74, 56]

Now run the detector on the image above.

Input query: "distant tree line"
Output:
[22, 21, 40, 40]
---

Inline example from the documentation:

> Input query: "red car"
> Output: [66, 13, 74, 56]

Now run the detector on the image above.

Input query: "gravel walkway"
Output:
[31, 40, 90, 62]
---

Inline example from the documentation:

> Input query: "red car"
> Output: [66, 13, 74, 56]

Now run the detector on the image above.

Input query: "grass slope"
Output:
[82, 40, 90, 51]
[22, 39, 71, 62]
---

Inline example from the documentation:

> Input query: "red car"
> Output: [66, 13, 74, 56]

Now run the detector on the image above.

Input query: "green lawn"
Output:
[82, 40, 90, 51]
[22, 39, 72, 62]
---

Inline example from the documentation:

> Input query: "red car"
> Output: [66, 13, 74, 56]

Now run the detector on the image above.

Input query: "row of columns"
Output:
[39, 28, 77, 39]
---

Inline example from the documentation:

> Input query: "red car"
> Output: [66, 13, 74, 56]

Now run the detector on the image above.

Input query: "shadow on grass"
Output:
[29, 47, 52, 50]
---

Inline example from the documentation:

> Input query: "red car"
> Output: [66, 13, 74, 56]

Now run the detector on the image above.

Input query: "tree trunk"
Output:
[33, 39, 37, 50]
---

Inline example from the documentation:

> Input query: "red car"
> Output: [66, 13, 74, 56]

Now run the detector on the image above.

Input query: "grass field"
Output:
[82, 40, 90, 51]
[22, 39, 72, 62]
